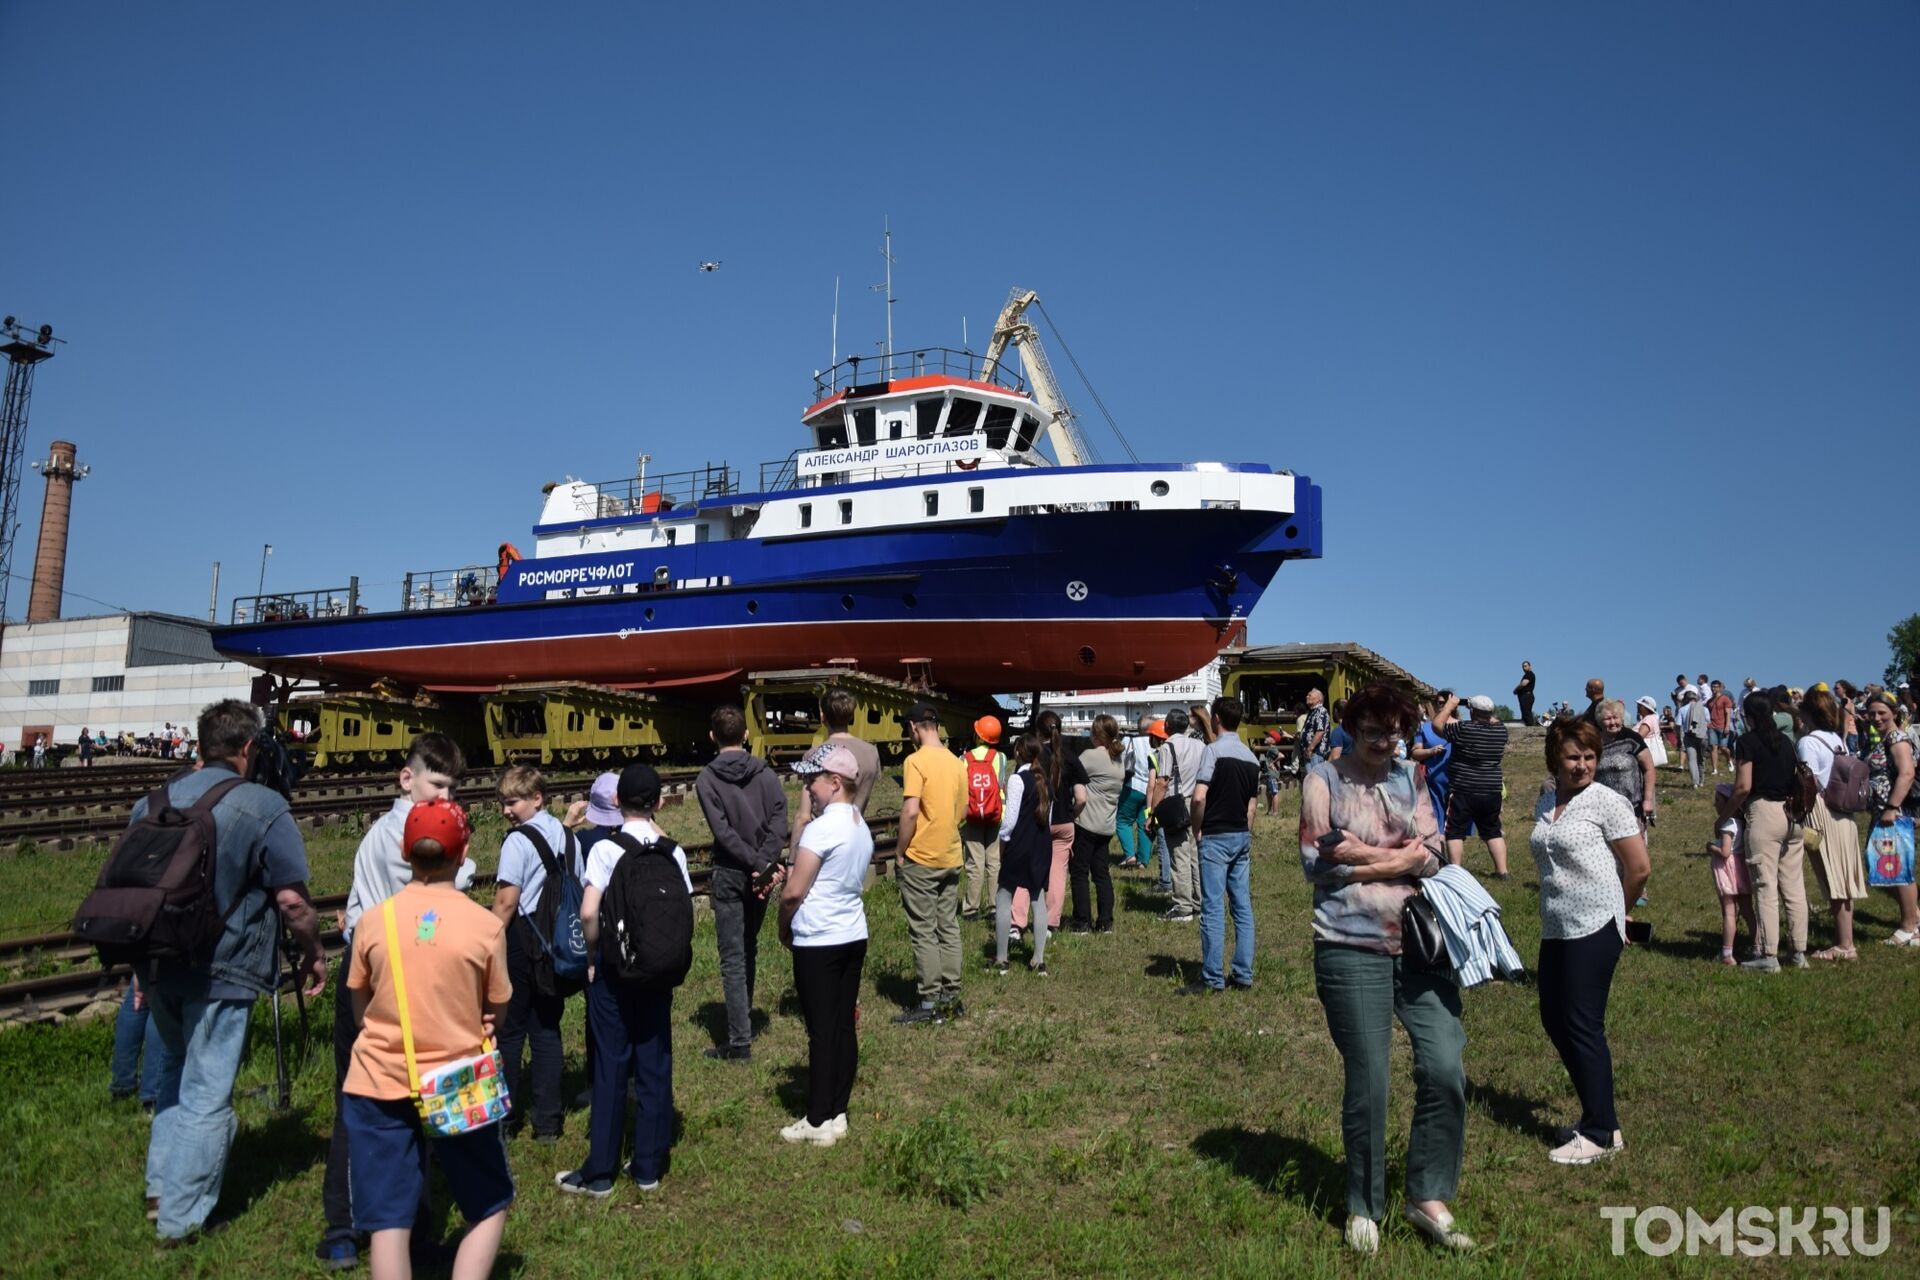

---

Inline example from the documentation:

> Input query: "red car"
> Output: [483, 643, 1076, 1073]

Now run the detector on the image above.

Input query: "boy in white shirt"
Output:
[491, 765, 581, 1142]
[557, 763, 691, 1199]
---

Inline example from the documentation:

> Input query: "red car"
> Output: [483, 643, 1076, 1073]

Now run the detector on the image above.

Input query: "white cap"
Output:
[1467, 695, 1496, 713]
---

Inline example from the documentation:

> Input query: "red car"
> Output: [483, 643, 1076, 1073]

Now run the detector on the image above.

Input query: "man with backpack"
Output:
[492, 765, 584, 1141]
[559, 762, 693, 1198]
[959, 715, 1007, 921]
[693, 704, 788, 1062]
[79, 699, 327, 1243]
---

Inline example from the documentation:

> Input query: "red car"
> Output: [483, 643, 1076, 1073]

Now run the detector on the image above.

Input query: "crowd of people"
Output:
[7, 724, 197, 767]
[99, 661, 1920, 1268]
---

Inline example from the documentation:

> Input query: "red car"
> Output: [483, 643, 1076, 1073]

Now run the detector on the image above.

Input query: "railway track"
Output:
[0, 767, 705, 844]
[0, 821, 902, 1025]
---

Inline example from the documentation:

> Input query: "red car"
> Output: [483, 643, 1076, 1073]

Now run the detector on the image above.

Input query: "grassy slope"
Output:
[1, 748, 1917, 1277]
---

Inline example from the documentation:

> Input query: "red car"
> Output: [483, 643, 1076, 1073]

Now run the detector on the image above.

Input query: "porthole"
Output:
[644, 607, 655, 621]
[747, 600, 759, 615]
[1078, 646, 1097, 666]
[902, 592, 918, 608]
[841, 594, 855, 611]
[1285, 524, 1298, 538]
[1150, 480, 1170, 497]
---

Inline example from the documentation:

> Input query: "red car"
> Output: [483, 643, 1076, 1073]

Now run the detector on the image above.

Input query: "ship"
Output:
[212, 296, 1322, 698]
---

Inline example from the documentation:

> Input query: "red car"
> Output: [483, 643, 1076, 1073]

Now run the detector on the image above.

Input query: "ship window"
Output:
[923, 491, 938, 517]
[853, 407, 877, 445]
[886, 416, 904, 440]
[969, 486, 985, 513]
[981, 403, 1016, 449]
[665, 527, 677, 545]
[915, 398, 943, 439]
[1014, 414, 1041, 452]
[945, 397, 981, 437]
[815, 419, 847, 448]
[799, 503, 812, 529]
[839, 499, 853, 525]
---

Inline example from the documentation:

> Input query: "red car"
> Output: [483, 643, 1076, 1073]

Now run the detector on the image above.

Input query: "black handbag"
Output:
[1152, 740, 1190, 834]
[1400, 889, 1451, 973]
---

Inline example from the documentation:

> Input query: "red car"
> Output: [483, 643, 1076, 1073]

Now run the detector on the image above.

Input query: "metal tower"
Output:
[0, 317, 59, 624]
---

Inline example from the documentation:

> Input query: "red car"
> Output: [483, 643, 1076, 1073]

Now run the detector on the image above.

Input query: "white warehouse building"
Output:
[0, 613, 259, 758]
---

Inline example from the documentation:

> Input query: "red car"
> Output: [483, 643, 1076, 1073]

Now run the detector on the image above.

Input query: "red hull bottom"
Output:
[287, 618, 1246, 695]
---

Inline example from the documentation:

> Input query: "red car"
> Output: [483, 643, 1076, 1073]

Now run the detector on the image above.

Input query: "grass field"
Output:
[2, 741, 1916, 1277]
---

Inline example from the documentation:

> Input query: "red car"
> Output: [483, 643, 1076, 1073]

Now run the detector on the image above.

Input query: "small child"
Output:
[492, 764, 581, 1140]
[321, 734, 474, 1267]
[343, 799, 513, 1279]
[1709, 783, 1756, 965]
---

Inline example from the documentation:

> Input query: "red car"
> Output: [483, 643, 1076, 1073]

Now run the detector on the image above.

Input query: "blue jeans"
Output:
[1153, 828, 1172, 891]
[1198, 831, 1254, 988]
[110, 984, 165, 1102]
[143, 981, 255, 1238]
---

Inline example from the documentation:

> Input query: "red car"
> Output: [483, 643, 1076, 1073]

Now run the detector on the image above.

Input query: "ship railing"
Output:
[810, 348, 1026, 400]
[399, 566, 500, 612]
[756, 451, 1041, 492]
[232, 580, 363, 625]
[567, 463, 741, 519]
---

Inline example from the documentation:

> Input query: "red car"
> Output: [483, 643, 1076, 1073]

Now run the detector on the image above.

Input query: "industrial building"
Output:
[0, 612, 258, 760]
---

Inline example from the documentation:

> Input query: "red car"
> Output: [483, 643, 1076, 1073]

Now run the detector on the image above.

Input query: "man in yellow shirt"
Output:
[893, 703, 967, 1024]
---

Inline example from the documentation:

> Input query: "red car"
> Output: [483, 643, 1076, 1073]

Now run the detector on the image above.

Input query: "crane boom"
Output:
[982, 287, 1094, 467]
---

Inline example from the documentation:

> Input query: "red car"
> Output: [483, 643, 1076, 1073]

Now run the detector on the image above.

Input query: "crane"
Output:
[980, 288, 1095, 467]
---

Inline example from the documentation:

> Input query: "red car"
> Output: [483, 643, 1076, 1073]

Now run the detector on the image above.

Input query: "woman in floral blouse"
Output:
[1299, 683, 1469, 1256]
[1863, 693, 1918, 947]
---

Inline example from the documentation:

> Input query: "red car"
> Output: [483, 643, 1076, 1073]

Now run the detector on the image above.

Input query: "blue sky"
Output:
[3, 3, 1915, 707]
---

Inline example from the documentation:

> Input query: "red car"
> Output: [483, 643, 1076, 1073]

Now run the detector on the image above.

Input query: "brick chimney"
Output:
[27, 440, 84, 623]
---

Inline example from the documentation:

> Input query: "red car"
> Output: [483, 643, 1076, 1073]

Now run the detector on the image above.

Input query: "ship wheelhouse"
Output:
[797, 348, 1051, 486]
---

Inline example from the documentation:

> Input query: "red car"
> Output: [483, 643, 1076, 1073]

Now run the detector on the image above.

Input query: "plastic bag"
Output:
[1866, 815, 1915, 888]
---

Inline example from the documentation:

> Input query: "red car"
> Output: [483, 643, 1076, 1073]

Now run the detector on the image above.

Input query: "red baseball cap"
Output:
[402, 798, 471, 861]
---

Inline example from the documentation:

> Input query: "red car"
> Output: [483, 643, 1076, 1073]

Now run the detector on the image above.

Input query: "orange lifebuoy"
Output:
[955, 459, 979, 471]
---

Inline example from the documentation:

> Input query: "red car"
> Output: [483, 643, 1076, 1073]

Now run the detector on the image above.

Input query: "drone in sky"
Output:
[698, 261, 722, 273]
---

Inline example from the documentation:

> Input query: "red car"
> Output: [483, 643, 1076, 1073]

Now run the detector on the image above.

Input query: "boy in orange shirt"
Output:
[343, 800, 514, 1280]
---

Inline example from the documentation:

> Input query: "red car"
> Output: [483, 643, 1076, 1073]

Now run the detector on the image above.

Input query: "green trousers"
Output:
[897, 861, 963, 1003]
[1312, 943, 1467, 1221]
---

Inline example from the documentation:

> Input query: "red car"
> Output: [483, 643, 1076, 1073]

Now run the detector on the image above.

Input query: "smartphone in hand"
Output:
[1317, 827, 1347, 856]
[1625, 919, 1653, 944]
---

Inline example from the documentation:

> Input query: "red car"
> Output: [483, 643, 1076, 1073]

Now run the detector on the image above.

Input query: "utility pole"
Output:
[0, 317, 60, 624]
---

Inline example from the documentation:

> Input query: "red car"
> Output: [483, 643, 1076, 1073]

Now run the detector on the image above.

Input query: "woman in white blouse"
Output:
[1528, 719, 1650, 1166]
[1797, 688, 1866, 960]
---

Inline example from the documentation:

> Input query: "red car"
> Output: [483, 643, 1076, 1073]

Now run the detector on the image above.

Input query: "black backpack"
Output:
[598, 832, 694, 991]
[73, 776, 246, 967]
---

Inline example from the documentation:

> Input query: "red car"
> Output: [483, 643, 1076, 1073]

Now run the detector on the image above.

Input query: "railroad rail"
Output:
[0, 821, 902, 1025]
[0, 768, 705, 845]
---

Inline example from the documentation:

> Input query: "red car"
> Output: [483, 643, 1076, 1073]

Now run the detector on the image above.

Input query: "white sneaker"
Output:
[1344, 1216, 1379, 1254]
[1549, 1133, 1620, 1165]
[1403, 1204, 1474, 1250]
[780, 1117, 838, 1147]
[831, 1113, 848, 1138]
